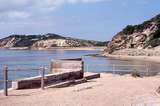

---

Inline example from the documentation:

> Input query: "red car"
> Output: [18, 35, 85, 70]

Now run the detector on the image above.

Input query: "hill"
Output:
[105, 14, 160, 54]
[0, 33, 107, 49]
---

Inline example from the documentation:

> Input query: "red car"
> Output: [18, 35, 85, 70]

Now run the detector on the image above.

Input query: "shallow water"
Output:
[0, 49, 160, 89]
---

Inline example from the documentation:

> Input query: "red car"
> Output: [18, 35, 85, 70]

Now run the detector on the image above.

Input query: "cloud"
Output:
[0, 0, 109, 20]
[7, 11, 30, 19]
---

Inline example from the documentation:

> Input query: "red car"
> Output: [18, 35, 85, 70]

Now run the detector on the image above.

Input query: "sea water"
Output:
[0, 49, 160, 89]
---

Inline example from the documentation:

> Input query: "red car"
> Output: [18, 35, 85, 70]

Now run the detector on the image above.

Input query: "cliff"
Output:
[105, 14, 160, 54]
[0, 33, 107, 49]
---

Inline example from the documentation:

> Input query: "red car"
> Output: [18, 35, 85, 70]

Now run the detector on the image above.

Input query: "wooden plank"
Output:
[3, 66, 8, 96]
[50, 58, 83, 73]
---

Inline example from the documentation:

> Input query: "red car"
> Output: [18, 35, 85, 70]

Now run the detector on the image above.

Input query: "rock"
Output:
[105, 14, 160, 54]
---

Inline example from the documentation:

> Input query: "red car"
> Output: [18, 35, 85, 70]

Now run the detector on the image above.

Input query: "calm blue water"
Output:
[0, 49, 160, 89]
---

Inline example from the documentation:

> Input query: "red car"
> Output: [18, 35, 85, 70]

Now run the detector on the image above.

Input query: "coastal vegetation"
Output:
[105, 14, 160, 54]
[145, 29, 160, 48]
[123, 14, 160, 35]
[122, 20, 152, 35]
[0, 33, 108, 49]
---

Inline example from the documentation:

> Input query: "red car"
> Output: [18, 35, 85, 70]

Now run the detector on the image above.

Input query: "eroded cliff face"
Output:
[32, 39, 69, 49]
[0, 33, 107, 49]
[0, 34, 55, 48]
[106, 14, 160, 53]
[0, 37, 18, 48]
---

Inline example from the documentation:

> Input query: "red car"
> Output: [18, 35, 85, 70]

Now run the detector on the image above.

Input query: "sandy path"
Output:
[0, 74, 160, 106]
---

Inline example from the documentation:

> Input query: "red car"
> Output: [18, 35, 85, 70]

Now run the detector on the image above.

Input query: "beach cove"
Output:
[0, 48, 160, 106]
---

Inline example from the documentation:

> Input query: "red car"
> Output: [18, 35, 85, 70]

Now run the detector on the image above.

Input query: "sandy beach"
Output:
[105, 54, 160, 63]
[0, 73, 160, 106]
[103, 48, 160, 63]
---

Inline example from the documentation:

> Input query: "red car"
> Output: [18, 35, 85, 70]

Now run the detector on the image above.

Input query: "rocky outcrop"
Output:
[0, 33, 65, 48]
[32, 39, 68, 49]
[0, 33, 107, 49]
[105, 14, 160, 54]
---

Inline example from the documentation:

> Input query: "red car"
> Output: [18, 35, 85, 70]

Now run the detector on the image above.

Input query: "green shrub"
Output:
[148, 38, 160, 47]
[152, 29, 160, 39]
[122, 20, 152, 35]
[123, 25, 135, 35]
[131, 71, 141, 78]
[144, 29, 160, 48]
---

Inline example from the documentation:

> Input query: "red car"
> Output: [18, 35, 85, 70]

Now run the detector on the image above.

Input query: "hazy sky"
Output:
[0, 0, 160, 41]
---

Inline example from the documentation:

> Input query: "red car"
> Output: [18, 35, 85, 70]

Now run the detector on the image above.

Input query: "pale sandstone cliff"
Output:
[105, 14, 160, 54]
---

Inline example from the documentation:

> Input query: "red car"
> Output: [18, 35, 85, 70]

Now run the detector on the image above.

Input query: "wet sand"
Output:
[105, 54, 160, 63]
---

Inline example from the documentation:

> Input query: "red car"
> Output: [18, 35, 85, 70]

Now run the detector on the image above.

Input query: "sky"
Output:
[0, 0, 160, 41]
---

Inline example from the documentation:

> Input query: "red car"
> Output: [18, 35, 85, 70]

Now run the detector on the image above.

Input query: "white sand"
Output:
[0, 73, 160, 106]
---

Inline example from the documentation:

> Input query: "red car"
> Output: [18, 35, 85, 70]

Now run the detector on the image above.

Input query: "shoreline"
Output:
[102, 48, 160, 63]
[0, 46, 106, 51]
[35, 47, 105, 51]
[104, 54, 160, 63]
